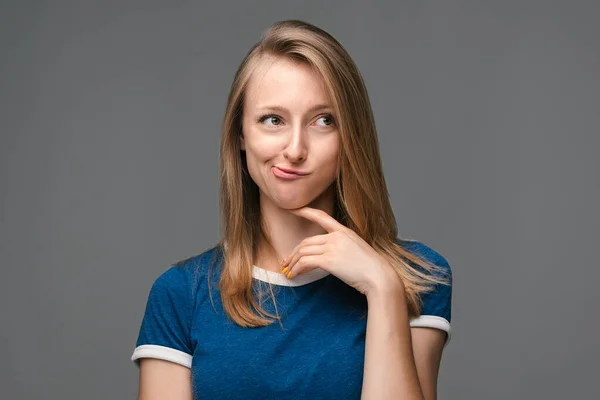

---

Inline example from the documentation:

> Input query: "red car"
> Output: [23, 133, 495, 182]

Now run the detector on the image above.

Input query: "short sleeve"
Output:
[131, 264, 194, 368]
[403, 241, 453, 348]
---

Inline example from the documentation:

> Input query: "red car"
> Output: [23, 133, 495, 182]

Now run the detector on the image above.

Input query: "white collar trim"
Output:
[252, 265, 330, 287]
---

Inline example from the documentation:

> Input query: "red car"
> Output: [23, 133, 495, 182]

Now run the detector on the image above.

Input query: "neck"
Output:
[255, 184, 336, 273]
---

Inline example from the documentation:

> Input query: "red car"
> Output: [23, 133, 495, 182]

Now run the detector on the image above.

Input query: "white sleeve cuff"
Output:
[410, 315, 452, 347]
[131, 344, 193, 368]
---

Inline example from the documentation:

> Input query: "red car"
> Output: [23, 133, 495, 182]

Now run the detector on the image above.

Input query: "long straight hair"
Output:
[213, 19, 450, 327]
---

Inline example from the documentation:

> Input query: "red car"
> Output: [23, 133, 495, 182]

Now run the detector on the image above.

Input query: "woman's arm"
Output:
[411, 327, 446, 400]
[361, 282, 439, 400]
[138, 359, 193, 400]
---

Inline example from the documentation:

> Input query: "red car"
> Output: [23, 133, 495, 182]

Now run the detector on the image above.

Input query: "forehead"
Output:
[244, 55, 330, 107]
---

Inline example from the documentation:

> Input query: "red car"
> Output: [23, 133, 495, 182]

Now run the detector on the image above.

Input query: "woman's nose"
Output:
[283, 126, 308, 162]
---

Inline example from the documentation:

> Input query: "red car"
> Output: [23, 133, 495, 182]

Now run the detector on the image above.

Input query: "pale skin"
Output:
[137, 55, 446, 399]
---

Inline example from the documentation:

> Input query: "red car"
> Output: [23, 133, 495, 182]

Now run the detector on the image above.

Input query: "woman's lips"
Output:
[272, 166, 307, 180]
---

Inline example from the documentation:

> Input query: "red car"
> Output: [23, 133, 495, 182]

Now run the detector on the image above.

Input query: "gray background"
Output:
[1, 1, 598, 399]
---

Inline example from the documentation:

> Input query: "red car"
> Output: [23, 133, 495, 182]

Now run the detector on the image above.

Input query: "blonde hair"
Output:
[212, 19, 450, 327]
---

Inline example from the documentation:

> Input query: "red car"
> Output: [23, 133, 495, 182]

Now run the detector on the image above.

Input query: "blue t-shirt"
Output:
[131, 239, 452, 399]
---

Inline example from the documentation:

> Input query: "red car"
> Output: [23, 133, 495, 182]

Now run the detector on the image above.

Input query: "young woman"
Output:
[131, 19, 452, 399]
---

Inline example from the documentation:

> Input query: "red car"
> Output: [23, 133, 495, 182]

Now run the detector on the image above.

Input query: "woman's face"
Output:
[241, 56, 340, 210]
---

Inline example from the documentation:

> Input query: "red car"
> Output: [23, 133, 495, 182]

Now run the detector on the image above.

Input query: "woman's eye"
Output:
[315, 115, 335, 127]
[259, 115, 282, 126]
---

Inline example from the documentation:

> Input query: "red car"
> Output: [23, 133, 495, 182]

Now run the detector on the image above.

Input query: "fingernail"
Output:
[282, 267, 289, 274]
[287, 271, 292, 279]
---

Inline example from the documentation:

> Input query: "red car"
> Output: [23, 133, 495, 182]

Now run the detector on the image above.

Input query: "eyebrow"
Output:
[256, 104, 333, 114]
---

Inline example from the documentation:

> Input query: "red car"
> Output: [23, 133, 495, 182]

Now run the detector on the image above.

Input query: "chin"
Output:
[277, 189, 332, 210]
[275, 197, 311, 210]
[262, 182, 334, 209]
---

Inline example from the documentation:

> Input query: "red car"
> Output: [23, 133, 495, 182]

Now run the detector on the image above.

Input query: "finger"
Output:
[282, 244, 327, 278]
[283, 244, 327, 275]
[287, 207, 346, 233]
[286, 254, 326, 279]
[282, 233, 329, 267]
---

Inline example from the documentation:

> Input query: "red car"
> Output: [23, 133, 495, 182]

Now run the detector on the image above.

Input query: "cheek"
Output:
[245, 146, 277, 175]
[321, 138, 340, 169]
[243, 129, 280, 159]
[243, 137, 278, 182]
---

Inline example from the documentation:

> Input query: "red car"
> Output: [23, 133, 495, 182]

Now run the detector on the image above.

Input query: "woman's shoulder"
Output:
[395, 237, 452, 272]
[150, 243, 224, 297]
[172, 243, 224, 272]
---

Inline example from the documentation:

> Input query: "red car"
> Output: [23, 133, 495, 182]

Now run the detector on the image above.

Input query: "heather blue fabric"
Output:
[131, 239, 452, 399]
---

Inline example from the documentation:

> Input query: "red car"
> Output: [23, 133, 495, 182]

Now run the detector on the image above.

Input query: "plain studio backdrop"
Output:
[1, 1, 598, 399]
